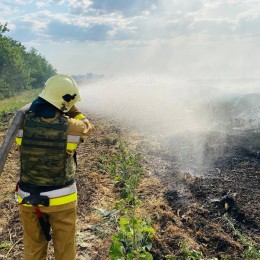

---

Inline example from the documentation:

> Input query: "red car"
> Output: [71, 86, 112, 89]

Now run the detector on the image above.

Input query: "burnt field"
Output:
[139, 128, 260, 258]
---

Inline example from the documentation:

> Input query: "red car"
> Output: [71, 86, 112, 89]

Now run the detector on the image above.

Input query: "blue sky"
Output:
[1, 0, 260, 78]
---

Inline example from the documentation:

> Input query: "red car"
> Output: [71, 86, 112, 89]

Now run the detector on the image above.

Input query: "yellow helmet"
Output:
[39, 74, 81, 112]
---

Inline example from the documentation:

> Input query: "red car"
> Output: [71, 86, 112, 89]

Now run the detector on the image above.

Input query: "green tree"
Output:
[0, 23, 56, 99]
[0, 36, 31, 98]
[0, 23, 8, 35]
[24, 48, 56, 89]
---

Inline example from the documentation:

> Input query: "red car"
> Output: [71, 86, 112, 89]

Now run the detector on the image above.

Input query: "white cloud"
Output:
[11, 0, 33, 4]
[10, 5, 136, 42]
[4, 0, 260, 43]
[20, 10, 51, 34]
[67, 0, 92, 13]
[238, 5, 260, 20]
[2, 0, 260, 78]
[55, 0, 66, 5]
[0, 2, 19, 17]
[36, 1, 52, 8]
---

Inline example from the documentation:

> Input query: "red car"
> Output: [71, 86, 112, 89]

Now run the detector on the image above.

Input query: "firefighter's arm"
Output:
[67, 105, 94, 131]
[66, 105, 83, 118]
[67, 118, 92, 137]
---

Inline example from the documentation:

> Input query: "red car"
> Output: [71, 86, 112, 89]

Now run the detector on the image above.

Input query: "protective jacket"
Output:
[20, 112, 70, 186]
[15, 106, 91, 208]
[17, 113, 81, 186]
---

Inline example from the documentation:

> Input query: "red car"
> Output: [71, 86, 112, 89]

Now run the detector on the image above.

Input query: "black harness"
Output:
[19, 179, 75, 241]
[20, 193, 51, 241]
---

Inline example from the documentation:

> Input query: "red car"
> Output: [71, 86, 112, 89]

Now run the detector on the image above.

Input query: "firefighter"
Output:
[15, 74, 93, 260]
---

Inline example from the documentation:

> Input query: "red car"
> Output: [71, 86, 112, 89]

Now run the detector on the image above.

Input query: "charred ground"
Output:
[140, 129, 259, 259]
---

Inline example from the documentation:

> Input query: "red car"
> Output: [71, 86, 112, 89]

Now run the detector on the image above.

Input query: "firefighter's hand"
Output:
[81, 118, 95, 132]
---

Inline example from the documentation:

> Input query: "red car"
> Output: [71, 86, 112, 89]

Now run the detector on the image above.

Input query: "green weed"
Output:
[91, 208, 120, 239]
[0, 89, 39, 131]
[107, 143, 155, 260]
[109, 217, 155, 260]
[0, 88, 39, 114]
[179, 242, 205, 260]
[224, 214, 260, 260]
[0, 241, 11, 249]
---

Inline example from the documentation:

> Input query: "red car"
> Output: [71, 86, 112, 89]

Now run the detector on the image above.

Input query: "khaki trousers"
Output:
[19, 203, 77, 260]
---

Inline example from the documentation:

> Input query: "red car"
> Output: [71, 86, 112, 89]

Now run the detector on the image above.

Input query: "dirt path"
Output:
[0, 114, 259, 259]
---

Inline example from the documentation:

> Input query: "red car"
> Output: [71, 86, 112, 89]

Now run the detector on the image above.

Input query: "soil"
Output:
[139, 129, 260, 259]
[0, 112, 259, 259]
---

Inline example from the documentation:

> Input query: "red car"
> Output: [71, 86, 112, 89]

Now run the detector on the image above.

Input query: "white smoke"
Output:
[77, 74, 260, 175]
[78, 74, 260, 135]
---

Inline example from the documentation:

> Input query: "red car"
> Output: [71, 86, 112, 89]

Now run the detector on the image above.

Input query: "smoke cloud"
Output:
[79, 75, 260, 134]
[78, 74, 260, 175]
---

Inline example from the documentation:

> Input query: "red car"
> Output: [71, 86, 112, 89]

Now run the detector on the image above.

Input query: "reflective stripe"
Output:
[16, 139, 78, 150]
[15, 130, 80, 149]
[17, 192, 77, 207]
[16, 129, 23, 138]
[67, 135, 80, 142]
[18, 183, 77, 198]
[16, 137, 22, 145]
[74, 114, 86, 120]
[67, 143, 77, 150]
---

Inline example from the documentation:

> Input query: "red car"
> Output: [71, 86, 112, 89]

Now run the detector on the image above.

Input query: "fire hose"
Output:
[0, 104, 30, 175]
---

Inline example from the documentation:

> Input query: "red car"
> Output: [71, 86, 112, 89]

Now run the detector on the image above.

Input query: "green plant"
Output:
[179, 242, 204, 260]
[0, 23, 56, 100]
[224, 214, 260, 260]
[0, 88, 39, 114]
[91, 208, 119, 239]
[0, 88, 40, 131]
[108, 143, 155, 259]
[109, 217, 155, 260]
[243, 245, 260, 260]
[0, 241, 11, 249]
[110, 144, 144, 187]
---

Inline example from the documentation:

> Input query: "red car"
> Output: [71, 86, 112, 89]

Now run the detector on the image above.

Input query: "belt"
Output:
[17, 183, 77, 206]
[18, 179, 75, 193]
[18, 183, 77, 198]
[17, 193, 77, 206]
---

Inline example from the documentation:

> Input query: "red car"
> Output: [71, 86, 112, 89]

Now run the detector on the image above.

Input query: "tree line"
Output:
[0, 23, 56, 99]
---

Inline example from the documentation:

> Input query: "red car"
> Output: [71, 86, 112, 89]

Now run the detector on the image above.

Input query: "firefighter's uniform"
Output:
[15, 74, 93, 260]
